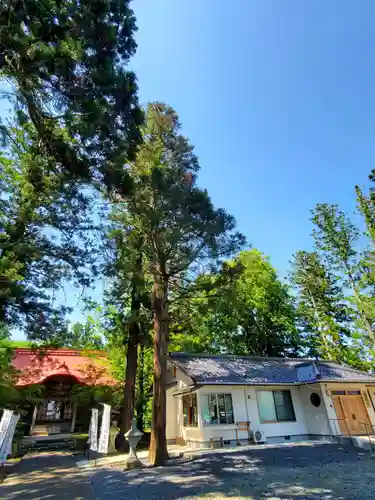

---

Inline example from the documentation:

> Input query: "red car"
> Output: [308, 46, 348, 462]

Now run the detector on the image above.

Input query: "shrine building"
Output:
[12, 348, 117, 437]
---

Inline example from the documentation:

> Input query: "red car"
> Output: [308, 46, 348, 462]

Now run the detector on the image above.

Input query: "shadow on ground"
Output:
[0, 452, 92, 500]
[91, 442, 375, 500]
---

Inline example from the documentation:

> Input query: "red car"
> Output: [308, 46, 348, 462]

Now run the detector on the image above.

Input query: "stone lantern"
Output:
[124, 419, 143, 470]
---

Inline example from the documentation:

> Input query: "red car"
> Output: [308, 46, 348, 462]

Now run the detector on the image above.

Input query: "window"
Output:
[310, 393, 321, 407]
[182, 393, 198, 427]
[257, 391, 295, 423]
[331, 390, 361, 396]
[202, 393, 234, 425]
[37, 400, 73, 421]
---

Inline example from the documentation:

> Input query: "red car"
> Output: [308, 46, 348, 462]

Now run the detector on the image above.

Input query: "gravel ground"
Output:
[0, 451, 92, 499]
[89, 442, 375, 500]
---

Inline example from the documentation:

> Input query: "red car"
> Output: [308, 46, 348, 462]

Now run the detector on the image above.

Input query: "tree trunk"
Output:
[120, 322, 139, 434]
[136, 344, 145, 432]
[120, 251, 143, 435]
[148, 272, 169, 466]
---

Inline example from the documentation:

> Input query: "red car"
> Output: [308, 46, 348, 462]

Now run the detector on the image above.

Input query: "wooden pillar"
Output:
[70, 403, 77, 433]
[29, 405, 39, 436]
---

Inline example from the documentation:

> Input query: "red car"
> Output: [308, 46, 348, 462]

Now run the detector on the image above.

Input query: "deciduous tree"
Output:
[179, 249, 299, 357]
[311, 203, 375, 348]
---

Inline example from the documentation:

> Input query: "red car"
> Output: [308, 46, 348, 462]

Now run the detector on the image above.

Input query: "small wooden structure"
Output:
[235, 421, 251, 445]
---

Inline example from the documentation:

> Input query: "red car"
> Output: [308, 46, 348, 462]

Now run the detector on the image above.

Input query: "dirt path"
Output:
[0, 451, 94, 500]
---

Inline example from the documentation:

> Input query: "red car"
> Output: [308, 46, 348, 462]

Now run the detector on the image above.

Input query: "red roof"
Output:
[12, 348, 118, 387]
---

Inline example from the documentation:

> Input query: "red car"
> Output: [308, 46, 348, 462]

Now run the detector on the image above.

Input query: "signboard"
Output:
[0, 411, 19, 465]
[88, 408, 99, 452]
[0, 410, 13, 449]
[98, 404, 111, 454]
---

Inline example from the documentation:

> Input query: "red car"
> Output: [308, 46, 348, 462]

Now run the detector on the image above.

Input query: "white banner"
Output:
[0, 410, 13, 450]
[88, 408, 99, 452]
[0, 412, 19, 465]
[98, 404, 111, 454]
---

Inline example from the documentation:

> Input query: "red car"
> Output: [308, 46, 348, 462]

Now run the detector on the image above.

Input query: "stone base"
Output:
[124, 456, 143, 470]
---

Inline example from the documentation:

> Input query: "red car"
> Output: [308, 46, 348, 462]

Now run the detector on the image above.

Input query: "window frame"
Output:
[182, 393, 198, 427]
[256, 390, 296, 424]
[201, 393, 235, 426]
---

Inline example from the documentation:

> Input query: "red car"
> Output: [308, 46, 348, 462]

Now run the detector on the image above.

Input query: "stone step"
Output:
[20, 437, 77, 454]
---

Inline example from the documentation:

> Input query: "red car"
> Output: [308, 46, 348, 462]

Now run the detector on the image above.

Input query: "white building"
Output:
[166, 353, 375, 448]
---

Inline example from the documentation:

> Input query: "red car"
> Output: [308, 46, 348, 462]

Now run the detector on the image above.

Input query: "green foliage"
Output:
[71, 384, 121, 409]
[0, 336, 43, 411]
[123, 103, 246, 282]
[0, 0, 143, 193]
[311, 203, 375, 349]
[290, 250, 352, 361]
[6, 340, 32, 348]
[172, 249, 298, 357]
[312, 203, 360, 274]
[114, 102, 245, 464]
[58, 320, 105, 350]
[0, 343, 18, 407]
[0, 124, 97, 339]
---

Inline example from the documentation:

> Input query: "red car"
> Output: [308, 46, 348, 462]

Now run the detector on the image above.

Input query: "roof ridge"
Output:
[320, 361, 373, 373]
[169, 352, 375, 384]
[168, 352, 315, 362]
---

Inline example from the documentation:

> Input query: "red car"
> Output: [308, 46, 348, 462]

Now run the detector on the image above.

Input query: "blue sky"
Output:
[8, 1, 375, 335]
[130, 0, 375, 278]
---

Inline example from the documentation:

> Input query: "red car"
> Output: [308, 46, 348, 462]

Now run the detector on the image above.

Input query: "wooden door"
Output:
[332, 395, 371, 436]
[332, 397, 349, 435]
[340, 396, 371, 435]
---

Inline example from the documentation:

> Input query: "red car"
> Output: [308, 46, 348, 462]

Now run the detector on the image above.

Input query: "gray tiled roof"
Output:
[168, 353, 375, 385]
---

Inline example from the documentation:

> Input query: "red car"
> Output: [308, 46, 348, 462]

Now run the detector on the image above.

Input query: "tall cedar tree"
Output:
[104, 221, 151, 435]
[312, 203, 375, 347]
[290, 250, 351, 361]
[123, 103, 245, 465]
[0, 0, 143, 193]
[0, 124, 95, 338]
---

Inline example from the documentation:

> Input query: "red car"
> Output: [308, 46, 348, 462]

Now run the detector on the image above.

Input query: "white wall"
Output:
[165, 364, 195, 441]
[166, 366, 375, 444]
[196, 386, 247, 442]
[166, 388, 177, 440]
[245, 386, 309, 438]
[299, 385, 330, 435]
[196, 385, 310, 441]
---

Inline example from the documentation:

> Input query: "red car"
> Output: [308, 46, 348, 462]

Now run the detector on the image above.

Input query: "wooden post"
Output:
[29, 405, 38, 436]
[70, 403, 77, 433]
[235, 425, 240, 446]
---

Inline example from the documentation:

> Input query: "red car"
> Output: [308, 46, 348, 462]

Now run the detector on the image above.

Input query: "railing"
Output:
[329, 418, 375, 452]
[356, 421, 375, 452]
[329, 418, 350, 439]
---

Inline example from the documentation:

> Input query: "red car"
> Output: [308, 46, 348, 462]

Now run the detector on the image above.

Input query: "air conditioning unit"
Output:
[252, 429, 267, 444]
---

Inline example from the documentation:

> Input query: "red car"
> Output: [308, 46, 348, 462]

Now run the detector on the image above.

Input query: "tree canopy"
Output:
[0, 0, 143, 192]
